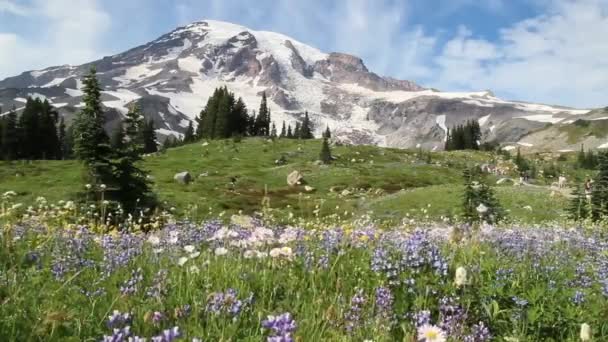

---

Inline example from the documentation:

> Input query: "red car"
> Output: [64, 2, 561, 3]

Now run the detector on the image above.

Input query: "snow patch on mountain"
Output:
[478, 114, 491, 126]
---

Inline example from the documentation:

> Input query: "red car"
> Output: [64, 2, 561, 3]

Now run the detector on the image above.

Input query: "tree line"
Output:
[445, 120, 482, 151]
[0, 98, 72, 160]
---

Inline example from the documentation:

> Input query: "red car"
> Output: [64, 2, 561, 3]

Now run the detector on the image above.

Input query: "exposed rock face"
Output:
[0, 19, 592, 150]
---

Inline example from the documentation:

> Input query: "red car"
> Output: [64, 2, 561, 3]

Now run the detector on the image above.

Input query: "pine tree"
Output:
[323, 125, 331, 139]
[320, 138, 332, 164]
[62, 123, 75, 160]
[19, 97, 41, 159]
[214, 89, 233, 138]
[110, 122, 125, 150]
[1, 107, 19, 160]
[254, 92, 270, 136]
[112, 104, 156, 214]
[462, 167, 504, 224]
[195, 109, 205, 139]
[287, 125, 293, 139]
[294, 122, 301, 139]
[280, 121, 286, 138]
[568, 184, 590, 221]
[300, 111, 314, 139]
[231, 97, 249, 136]
[73, 67, 113, 187]
[183, 120, 195, 143]
[270, 122, 277, 138]
[577, 144, 586, 168]
[591, 152, 608, 221]
[142, 120, 158, 153]
[57, 116, 68, 159]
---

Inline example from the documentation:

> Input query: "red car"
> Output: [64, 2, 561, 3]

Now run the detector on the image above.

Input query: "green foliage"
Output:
[198, 87, 253, 139]
[110, 104, 157, 214]
[299, 111, 314, 139]
[323, 125, 331, 139]
[462, 167, 505, 224]
[73, 67, 114, 190]
[110, 122, 125, 150]
[253, 92, 270, 136]
[0, 107, 19, 160]
[142, 120, 158, 154]
[568, 185, 590, 221]
[319, 138, 332, 164]
[445, 120, 481, 151]
[183, 121, 195, 143]
[591, 152, 608, 221]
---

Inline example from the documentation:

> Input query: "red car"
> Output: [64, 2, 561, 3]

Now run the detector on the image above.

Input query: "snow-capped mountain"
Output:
[0, 20, 595, 149]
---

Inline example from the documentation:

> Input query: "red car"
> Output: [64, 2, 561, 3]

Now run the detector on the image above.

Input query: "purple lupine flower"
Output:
[262, 312, 297, 342]
[206, 288, 252, 318]
[344, 288, 367, 334]
[151, 311, 165, 324]
[151, 326, 181, 342]
[464, 321, 492, 342]
[572, 290, 585, 305]
[438, 297, 467, 337]
[120, 268, 144, 296]
[146, 270, 168, 299]
[175, 304, 192, 319]
[410, 310, 432, 328]
[107, 310, 133, 329]
[374, 286, 394, 322]
[102, 326, 132, 342]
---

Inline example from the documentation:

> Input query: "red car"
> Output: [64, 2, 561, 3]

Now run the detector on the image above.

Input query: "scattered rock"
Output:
[341, 189, 352, 196]
[198, 172, 209, 178]
[202, 142, 209, 147]
[313, 160, 323, 166]
[287, 171, 304, 187]
[304, 186, 315, 192]
[174, 171, 192, 185]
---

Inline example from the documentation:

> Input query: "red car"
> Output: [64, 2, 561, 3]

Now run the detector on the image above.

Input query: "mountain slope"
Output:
[0, 20, 594, 148]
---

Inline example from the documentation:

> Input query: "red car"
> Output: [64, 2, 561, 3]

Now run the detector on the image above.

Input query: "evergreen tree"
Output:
[112, 104, 156, 213]
[577, 144, 586, 167]
[320, 138, 332, 164]
[183, 120, 195, 143]
[62, 123, 75, 160]
[201, 88, 221, 138]
[195, 109, 205, 139]
[110, 122, 125, 150]
[73, 68, 113, 187]
[57, 117, 68, 159]
[323, 125, 331, 139]
[294, 122, 301, 139]
[280, 121, 286, 138]
[568, 184, 590, 221]
[462, 167, 504, 224]
[1, 107, 18, 160]
[40, 99, 60, 159]
[591, 152, 608, 221]
[300, 111, 314, 139]
[254, 92, 270, 136]
[287, 125, 293, 138]
[214, 89, 233, 138]
[142, 120, 158, 153]
[18, 97, 41, 159]
[270, 122, 277, 138]
[231, 97, 249, 136]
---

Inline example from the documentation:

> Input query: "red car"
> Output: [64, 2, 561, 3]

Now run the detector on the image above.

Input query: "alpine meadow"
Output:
[1, 2, 608, 341]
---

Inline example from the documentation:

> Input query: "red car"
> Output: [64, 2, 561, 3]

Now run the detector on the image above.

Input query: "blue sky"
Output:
[1, 0, 607, 108]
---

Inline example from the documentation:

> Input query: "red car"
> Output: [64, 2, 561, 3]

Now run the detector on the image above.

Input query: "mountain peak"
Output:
[0, 19, 593, 150]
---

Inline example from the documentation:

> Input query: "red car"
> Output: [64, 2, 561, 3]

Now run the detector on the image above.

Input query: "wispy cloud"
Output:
[0, 0, 29, 16]
[432, 0, 608, 107]
[0, 0, 110, 77]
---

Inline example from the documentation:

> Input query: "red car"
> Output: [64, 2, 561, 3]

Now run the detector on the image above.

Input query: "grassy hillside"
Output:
[0, 138, 575, 223]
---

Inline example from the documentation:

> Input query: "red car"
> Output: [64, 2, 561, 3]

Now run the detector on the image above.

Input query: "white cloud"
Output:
[431, 0, 608, 108]
[0, 0, 29, 16]
[0, 0, 110, 78]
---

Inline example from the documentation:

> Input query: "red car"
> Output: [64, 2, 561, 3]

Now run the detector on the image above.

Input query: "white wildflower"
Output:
[454, 266, 468, 287]
[147, 235, 161, 246]
[417, 324, 447, 342]
[183, 245, 196, 253]
[177, 257, 189, 266]
[214, 247, 228, 256]
[476, 203, 488, 214]
[580, 323, 591, 341]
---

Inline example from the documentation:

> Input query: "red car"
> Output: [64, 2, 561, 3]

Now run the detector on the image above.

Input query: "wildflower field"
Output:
[2, 211, 608, 341]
